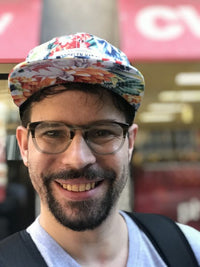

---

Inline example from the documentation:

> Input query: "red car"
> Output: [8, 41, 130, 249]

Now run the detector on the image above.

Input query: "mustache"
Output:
[43, 167, 116, 182]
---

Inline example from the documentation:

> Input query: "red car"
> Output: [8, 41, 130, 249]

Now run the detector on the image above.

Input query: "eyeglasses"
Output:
[27, 120, 130, 155]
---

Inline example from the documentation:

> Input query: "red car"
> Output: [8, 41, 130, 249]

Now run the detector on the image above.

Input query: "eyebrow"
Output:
[30, 119, 127, 127]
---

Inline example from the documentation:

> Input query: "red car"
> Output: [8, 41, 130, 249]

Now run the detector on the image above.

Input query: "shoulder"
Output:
[122, 211, 200, 265]
[0, 230, 47, 267]
[0, 231, 26, 266]
[177, 223, 200, 264]
[0, 231, 23, 251]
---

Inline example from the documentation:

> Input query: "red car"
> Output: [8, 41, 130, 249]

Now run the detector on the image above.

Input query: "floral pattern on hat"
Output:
[8, 33, 145, 109]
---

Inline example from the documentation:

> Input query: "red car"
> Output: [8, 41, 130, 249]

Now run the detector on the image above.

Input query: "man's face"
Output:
[17, 87, 137, 231]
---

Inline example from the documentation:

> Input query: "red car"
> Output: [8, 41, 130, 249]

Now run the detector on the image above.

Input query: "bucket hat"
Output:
[8, 32, 145, 110]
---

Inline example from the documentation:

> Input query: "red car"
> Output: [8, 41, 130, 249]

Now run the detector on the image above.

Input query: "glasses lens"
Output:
[30, 121, 128, 155]
[86, 123, 126, 154]
[34, 122, 70, 154]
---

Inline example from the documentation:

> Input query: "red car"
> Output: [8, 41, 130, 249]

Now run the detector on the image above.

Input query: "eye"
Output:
[43, 130, 63, 138]
[86, 124, 123, 144]
[90, 129, 114, 138]
[37, 128, 68, 140]
[87, 128, 118, 143]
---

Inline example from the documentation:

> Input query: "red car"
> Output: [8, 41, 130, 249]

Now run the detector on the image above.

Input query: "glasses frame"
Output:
[27, 120, 130, 155]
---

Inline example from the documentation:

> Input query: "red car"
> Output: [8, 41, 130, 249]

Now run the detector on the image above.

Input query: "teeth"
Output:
[71, 185, 79, 192]
[62, 182, 95, 192]
[79, 184, 85, 192]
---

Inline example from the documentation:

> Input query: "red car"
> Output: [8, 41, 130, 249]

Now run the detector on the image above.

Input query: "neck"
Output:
[39, 206, 129, 267]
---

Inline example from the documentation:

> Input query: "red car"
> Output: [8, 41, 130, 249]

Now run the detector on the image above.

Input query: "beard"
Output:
[29, 164, 129, 232]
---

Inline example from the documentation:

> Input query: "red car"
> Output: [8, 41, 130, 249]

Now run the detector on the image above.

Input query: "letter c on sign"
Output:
[135, 6, 184, 41]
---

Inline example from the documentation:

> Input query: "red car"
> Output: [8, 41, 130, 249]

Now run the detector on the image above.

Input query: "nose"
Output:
[60, 132, 96, 169]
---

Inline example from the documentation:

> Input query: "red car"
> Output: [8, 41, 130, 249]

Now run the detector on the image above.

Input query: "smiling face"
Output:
[17, 86, 137, 231]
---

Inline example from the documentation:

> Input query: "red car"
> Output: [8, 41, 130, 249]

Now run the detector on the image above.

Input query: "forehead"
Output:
[30, 89, 125, 124]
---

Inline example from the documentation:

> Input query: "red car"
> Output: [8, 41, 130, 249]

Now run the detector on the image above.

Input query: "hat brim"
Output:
[8, 57, 144, 109]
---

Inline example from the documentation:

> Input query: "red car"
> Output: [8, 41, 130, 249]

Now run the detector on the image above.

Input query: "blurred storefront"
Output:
[0, 0, 42, 238]
[119, 0, 200, 230]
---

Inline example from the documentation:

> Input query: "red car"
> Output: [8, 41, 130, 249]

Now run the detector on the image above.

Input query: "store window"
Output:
[0, 65, 35, 239]
[119, 0, 200, 230]
[0, 0, 42, 238]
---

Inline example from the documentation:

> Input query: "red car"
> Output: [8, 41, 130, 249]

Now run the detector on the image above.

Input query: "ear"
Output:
[16, 126, 29, 166]
[128, 123, 138, 162]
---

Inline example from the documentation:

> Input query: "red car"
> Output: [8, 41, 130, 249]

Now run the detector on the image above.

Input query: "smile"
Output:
[61, 182, 96, 192]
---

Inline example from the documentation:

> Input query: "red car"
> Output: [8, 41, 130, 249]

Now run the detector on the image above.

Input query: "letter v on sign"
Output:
[0, 13, 13, 35]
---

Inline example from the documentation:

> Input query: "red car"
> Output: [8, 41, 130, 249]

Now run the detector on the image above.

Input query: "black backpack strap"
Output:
[126, 212, 199, 267]
[0, 230, 48, 267]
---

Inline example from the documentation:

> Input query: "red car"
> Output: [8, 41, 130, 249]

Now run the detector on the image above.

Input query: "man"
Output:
[0, 33, 199, 266]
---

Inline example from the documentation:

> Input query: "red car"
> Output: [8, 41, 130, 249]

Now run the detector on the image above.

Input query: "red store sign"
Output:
[118, 0, 200, 61]
[0, 0, 42, 63]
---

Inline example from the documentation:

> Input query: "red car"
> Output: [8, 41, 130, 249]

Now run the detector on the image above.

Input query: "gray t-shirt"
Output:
[27, 211, 200, 267]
